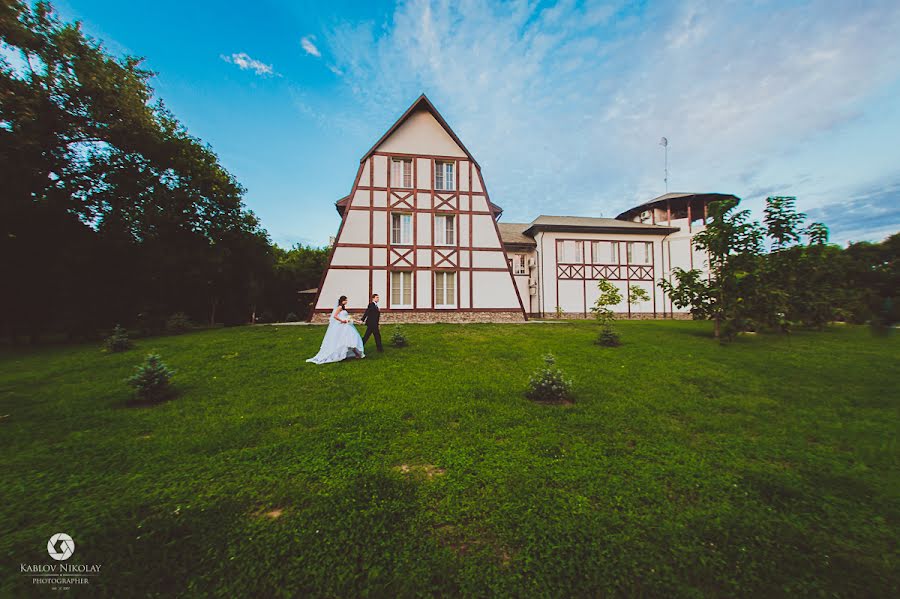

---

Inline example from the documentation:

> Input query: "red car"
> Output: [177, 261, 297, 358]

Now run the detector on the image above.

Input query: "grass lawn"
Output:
[1, 321, 898, 597]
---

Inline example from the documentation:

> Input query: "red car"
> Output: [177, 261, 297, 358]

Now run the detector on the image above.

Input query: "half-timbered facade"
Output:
[311, 94, 735, 322]
[500, 193, 737, 318]
[310, 95, 526, 322]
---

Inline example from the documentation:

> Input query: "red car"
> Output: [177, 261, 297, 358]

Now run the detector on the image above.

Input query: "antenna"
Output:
[659, 137, 668, 193]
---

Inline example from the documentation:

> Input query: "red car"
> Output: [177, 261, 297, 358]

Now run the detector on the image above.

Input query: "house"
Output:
[310, 95, 735, 322]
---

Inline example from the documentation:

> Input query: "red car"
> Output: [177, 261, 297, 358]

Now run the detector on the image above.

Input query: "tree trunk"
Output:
[209, 297, 218, 327]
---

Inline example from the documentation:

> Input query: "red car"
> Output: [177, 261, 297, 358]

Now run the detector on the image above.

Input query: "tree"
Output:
[661, 197, 764, 340]
[659, 195, 890, 340]
[1, 1, 279, 340]
[628, 285, 651, 314]
[763, 196, 806, 249]
[590, 279, 622, 329]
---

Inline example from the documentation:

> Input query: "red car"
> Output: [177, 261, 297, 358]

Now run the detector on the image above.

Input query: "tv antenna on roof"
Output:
[659, 137, 668, 193]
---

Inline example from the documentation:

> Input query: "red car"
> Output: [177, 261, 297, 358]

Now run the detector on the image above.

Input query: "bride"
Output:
[306, 295, 365, 364]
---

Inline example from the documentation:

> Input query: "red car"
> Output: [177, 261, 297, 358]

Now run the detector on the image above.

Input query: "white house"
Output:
[310, 95, 735, 322]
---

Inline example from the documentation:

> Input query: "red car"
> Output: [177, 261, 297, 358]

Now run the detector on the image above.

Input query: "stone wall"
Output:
[310, 311, 527, 324]
[531, 312, 694, 321]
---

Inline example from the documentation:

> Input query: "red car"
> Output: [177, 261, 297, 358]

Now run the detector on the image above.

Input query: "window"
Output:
[435, 215, 455, 245]
[435, 161, 454, 190]
[391, 213, 412, 245]
[391, 158, 412, 188]
[558, 240, 583, 263]
[434, 271, 456, 307]
[511, 254, 527, 275]
[591, 241, 618, 264]
[626, 241, 652, 265]
[390, 271, 413, 307]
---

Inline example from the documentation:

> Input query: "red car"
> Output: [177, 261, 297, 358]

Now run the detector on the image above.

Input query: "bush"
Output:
[594, 327, 621, 347]
[126, 354, 176, 402]
[104, 324, 133, 352]
[525, 354, 574, 403]
[254, 310, 275, 324]
[391, 326, 409, 348]
[285, 312, 299, 322]
[165, 312, 192, 333]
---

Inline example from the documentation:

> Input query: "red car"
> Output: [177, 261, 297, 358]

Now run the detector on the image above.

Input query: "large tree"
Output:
[1, 1, 274, 341]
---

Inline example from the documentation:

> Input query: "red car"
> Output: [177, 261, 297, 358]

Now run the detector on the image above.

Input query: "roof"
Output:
[497, 222, 537, 247]
[335, 195, 350, 215]
[616, 192, 739, 219]
[360, 94, 481, 169]
[524, 215, 678, 236]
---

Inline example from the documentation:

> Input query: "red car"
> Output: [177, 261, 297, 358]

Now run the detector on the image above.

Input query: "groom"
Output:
[361, 293, 383, 352]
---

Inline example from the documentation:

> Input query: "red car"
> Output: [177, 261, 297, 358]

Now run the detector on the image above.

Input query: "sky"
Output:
[41, 0, 900, 246]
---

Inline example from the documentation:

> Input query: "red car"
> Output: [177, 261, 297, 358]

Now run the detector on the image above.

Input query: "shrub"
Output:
[104, 324, 133, 352]
[165, 312, 192, 333]
[126, 354, 176, 402]
[391, 326, 409, 348]
[285, 312, 299, 322]
[525, 354, 574, 403]
[554, 305, 564, 318]
[595, 327, 621, 347]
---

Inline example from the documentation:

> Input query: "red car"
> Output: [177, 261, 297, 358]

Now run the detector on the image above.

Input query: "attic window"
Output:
[391, 158, 412, 188]
[435, 161, 454, 191]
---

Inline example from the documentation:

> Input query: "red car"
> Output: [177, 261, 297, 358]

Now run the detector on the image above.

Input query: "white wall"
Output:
[316, 269, 370, 310]
[534, 231, 674, 315]
[472, 271, 520, 308]
[376, 108, 468, 157]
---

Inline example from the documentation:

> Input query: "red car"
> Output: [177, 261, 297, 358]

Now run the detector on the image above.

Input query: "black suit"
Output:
[361, 301, 383, 351]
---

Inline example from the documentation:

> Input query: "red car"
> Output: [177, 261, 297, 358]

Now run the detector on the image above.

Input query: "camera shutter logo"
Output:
[47, 533, 75, 561]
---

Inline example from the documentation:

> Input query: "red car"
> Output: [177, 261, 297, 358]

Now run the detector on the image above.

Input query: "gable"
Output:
[375, 107, 468, 158]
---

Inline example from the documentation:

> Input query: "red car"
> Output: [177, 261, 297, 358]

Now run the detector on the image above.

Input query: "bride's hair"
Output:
[337, 295, 347, 306]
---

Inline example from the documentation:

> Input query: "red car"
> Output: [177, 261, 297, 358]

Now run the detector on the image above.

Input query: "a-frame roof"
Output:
[360, 94, 480, 169]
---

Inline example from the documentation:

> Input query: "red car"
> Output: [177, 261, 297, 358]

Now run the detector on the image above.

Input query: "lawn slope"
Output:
[1, 321, 898, 597]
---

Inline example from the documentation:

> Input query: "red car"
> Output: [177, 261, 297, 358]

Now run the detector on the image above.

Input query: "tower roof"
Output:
[616, 192, 739, 220]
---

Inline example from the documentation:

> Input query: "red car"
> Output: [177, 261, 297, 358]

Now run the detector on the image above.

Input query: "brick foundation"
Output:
[532, 312, 694, 321]
[310, 311, 527, 324]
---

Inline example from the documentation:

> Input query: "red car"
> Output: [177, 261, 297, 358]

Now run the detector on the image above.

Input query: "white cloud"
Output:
[221, 52, 274, 76]
[318, 0, 900, 241]
[301, 35, 321, 57]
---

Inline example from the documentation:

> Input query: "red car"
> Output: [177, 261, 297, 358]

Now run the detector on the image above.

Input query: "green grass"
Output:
[1, 321, 898, 597]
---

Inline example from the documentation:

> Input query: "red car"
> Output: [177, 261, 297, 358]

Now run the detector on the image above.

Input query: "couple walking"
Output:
[306, 294, 383, 365]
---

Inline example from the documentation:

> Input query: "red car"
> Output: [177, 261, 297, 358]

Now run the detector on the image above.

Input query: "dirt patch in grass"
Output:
[251, 507, 286, 520]
[393, 463, 446, 479]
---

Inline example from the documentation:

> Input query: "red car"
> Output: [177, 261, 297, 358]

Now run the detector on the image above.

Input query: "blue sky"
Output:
[45, 0, 900, 247]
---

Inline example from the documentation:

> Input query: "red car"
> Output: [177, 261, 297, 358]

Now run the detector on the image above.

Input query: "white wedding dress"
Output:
[306, 307, 365, 364]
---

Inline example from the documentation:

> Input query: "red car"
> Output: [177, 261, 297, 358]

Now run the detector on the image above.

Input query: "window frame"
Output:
[512, 253, 527, 275]
[390, 270, 413, 308]
[626, 241, 653, 265]
[435, 214, 456, 246]
[391, 158, 412, 188]
[390, 212, 413, 245]
[434, 161, 455, 191]
[434, 271, 456, 308]
[558, 240, 583, 264]
[591, 241, 619, 264]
